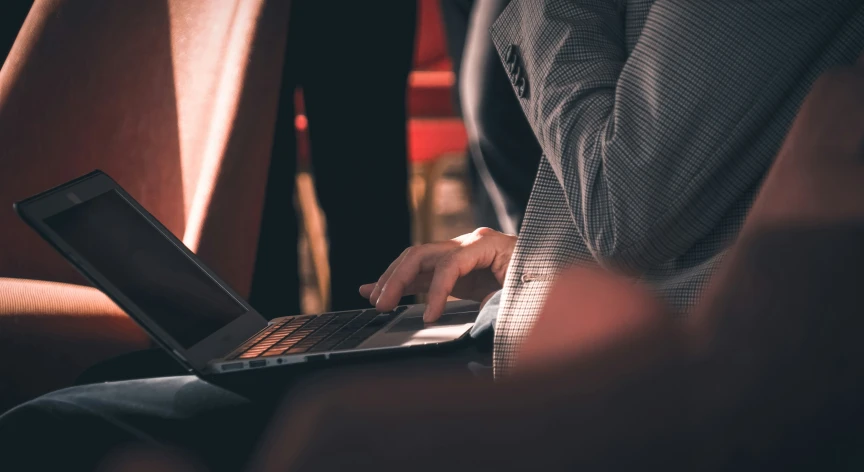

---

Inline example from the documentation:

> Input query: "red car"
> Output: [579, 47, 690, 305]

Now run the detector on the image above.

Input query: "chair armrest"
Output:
[0, 278, 149, 412]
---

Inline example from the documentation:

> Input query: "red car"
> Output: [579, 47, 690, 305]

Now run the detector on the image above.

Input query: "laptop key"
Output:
[259, 312, 347, 356]
[331, 331, 373, 350]
[236, 317, 314, 359]
[269, 312, 358, 356]
[228, 324, 281, 359]
[229, 323, 288, 359]
[309, 310, 378, 352]
[248, 308, 407, 357]
[286, 317, 353, 353]
[329, 309, 401, 351]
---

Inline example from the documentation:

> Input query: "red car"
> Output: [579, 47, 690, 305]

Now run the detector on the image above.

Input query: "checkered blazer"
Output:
[489, 0, 864, 375]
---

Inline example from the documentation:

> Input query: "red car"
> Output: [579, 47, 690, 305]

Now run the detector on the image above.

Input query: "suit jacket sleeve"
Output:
[489, 0, 859, 272]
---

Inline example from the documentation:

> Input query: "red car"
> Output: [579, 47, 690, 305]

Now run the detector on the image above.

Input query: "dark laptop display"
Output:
[44, 189, 247, 347]
[17, 171, 478, 376]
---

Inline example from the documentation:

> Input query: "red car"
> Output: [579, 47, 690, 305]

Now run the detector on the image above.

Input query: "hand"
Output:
[359, 228, 516, 322]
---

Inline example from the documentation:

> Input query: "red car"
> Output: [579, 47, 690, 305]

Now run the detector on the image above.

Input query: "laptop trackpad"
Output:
[386, 311, 478, 333]
[357, 310, 477, 349]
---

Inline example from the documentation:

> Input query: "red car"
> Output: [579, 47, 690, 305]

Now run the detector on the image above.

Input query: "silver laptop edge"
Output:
[14, 171, 478, 377]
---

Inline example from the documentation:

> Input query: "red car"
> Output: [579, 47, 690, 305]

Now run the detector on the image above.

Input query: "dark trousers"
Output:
[439, 0, 542, 234]
[0, 344, 492, 471]
[249, 0, 416, 316]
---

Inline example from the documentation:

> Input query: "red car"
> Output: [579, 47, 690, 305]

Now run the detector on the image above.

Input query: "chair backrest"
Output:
[0, 0, 289, 297]
[414, 0, 449, 70]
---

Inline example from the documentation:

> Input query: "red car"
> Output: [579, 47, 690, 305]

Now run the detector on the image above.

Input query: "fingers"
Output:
[362, 243, 455, 313]
[359, 283, 375, 299]
[367, 247, 411, 305]
[359, 274, 434, 304]
[374, 247, 445, 312]
[359, 229, 510, 317]
[423, 246, 483, 322]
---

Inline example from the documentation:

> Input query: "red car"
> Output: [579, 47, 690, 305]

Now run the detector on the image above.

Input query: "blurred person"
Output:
[261, 227, 864, 472]
[249, 0, 416, 316]
[1, 1, 864, 470]
[362, 0, 864, 376]
[439, 0, 542, 234]
[256, 68, 864, 468]
[99, 64, 864, 471]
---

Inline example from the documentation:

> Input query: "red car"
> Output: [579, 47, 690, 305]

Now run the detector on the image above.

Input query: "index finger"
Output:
[374, 246, 449, 312]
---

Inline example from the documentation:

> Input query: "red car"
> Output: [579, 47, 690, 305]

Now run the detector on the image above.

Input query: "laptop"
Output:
[14, 170, 478, 377]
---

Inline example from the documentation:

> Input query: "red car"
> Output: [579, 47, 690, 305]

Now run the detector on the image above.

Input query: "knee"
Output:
[0, 396, 136, 469]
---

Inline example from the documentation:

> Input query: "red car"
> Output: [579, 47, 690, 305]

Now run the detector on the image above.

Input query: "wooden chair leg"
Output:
[424, 156, 453, 243]
[419, 166, 436, 245]
[410, 165, 427, 246]
[296, 172, 330, 312]
[412, 153, 465, 245]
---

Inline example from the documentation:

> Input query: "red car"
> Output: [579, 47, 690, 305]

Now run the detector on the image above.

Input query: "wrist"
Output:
[480, 291, 499, 309]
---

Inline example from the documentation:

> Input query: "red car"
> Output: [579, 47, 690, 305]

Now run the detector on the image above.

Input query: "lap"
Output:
[1, 376, 262, 471]
[0, 344, 491, 471]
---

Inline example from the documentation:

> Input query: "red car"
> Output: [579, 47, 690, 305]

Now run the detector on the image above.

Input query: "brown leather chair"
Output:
[0, 0, 290, 412]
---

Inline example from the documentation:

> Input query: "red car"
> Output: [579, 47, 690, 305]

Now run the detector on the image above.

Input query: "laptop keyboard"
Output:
[230, 306, 409, 359]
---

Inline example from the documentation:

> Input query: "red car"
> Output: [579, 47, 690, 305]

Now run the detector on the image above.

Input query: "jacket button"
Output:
[508, 59, 520, 76]
[516, 77, 527, 98]
[510, 66, 521, 85]
[505, 44, 517, 64]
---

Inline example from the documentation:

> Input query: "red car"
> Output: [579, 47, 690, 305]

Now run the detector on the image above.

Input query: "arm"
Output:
[490, 0, 861, 272]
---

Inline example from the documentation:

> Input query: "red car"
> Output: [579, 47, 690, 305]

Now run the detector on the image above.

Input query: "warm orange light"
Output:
[408, 70, 455, 88]
[295, 114, 308, 131]
[166, 1, 266, 251]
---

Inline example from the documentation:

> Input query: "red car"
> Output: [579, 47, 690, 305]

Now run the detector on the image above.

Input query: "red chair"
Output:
[0, 0, 290, 412]
[409, 0, 469, 245]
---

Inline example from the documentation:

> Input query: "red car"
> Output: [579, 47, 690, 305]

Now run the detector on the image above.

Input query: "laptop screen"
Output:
[44, 190, 247, 348]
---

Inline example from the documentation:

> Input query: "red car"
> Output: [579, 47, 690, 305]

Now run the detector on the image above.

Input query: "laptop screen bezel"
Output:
[14, 171, 268, 372]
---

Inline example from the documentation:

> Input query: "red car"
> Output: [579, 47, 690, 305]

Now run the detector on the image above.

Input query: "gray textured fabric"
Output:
[489, 0, 864, 375]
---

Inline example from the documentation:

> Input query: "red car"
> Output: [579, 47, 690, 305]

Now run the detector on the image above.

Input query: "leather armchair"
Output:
[0, 0, 290, 412]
